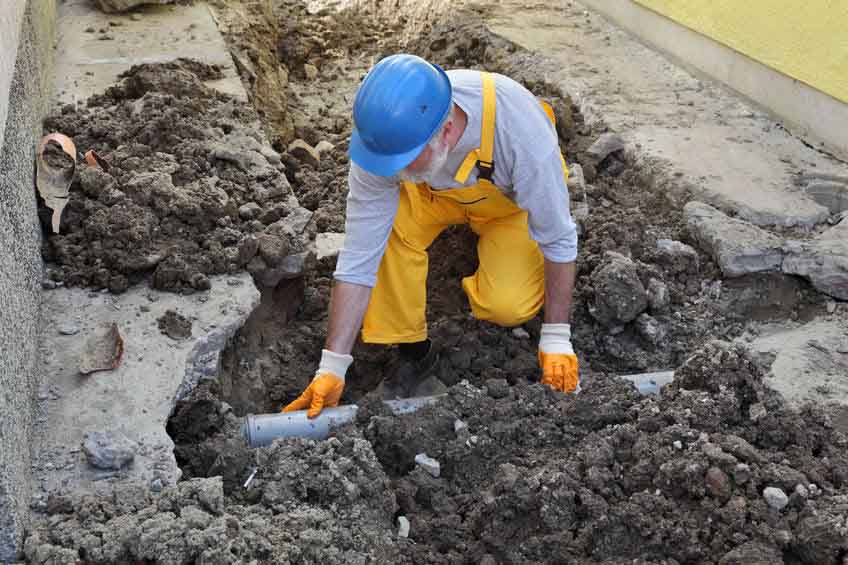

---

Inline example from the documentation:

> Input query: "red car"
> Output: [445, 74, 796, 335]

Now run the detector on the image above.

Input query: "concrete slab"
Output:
[747, 313, 848, 412]
[684, 201, 785, 278]
[783, 220, 848, 300]
[52, 0, 245, 108]
[486, 0, 848, 228]
[31, 273, 259, 497]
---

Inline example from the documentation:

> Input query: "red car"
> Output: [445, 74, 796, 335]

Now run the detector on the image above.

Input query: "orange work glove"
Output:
[538, 323, 580, 393]
[282, 349, 352, 418]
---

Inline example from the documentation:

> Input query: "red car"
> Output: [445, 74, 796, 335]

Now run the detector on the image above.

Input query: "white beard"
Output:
[397, 138, 450, 184]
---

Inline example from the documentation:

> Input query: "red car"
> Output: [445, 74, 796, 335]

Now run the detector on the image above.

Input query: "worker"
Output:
[283, 54, 579, 418]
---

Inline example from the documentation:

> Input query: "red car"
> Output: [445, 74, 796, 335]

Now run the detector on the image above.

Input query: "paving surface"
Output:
[748, 312, 848, 407]
[52, 0, 245, 107]
[486, 0, 848, 228]
[32, 273, 259, 496]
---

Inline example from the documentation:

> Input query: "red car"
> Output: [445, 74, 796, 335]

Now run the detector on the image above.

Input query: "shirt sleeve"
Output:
[332, 164, 400, 287]
[512, 148, 579, 263]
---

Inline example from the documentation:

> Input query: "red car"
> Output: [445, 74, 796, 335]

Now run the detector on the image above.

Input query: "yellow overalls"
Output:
[362, 72, 568, 344]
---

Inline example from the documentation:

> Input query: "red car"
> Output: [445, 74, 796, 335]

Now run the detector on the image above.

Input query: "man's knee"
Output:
[469, 286, 543, 327]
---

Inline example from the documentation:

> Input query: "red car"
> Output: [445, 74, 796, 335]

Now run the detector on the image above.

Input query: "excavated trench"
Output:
[23, 1, 847, 564]
[190, 0, 827, 416]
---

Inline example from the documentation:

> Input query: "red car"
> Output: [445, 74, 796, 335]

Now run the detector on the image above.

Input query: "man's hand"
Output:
[538, 323, 579, 393]
[281, 349, 353, 418]
[282, 373, 345, 418]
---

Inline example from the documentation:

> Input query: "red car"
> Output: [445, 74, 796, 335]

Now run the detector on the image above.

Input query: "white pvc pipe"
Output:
[242, 395, 443, 447]
[619, 370, 675, 395]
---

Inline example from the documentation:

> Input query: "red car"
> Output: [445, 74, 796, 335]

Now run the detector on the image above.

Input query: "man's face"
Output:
[397, 132, 450, 184]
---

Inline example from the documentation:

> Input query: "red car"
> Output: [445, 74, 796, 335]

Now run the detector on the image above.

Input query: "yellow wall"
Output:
[633, 0, 848, 103]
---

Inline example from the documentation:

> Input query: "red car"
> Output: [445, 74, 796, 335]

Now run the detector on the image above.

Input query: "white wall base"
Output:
[580, 0, 848, 161]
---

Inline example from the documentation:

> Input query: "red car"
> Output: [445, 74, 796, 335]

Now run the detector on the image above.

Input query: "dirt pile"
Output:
[26, 340, 848, 564]
[24, 438, 401, 564]
[357, 340, 848, 564]
[40, 59, 314, 293]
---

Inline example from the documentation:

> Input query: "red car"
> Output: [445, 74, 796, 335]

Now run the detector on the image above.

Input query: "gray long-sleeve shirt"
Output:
[334, 69, 578, 287]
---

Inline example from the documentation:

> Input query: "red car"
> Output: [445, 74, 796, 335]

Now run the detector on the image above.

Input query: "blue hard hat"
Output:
[349, 54, 453, 177]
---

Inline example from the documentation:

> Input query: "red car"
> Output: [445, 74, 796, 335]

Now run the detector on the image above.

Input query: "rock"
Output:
[238, 235, 259, 266]
[396, 516, 410, 538]
[315, 140, 335, 156]
[94, 0, 173, 12]
[511, 327, 530, 339]
[58, 322, 80, 336]
[316, 232, 345, 260]
[803, 181, 848, 214]
[790, 484, 809, 507]
[191, 273, 211, 291]
[763, 486, 789, 510]
[288, 139, 321, 169]
[257, 230, 291, 267]
[253, 180, 287, 204]
[685, 202, 785, 277]
[249, 250, 316, 287]
[673, 440, 683, 450]
[586, 133, 626, 162]
[304, 64, 319, 80]
[635, 313, 665, 345]
[656, 239, 700, 274]
[414, 453, 441, 478]
[485, 378, 510, 399]
[260, 147, 282, 165]
[211, 143, 276, 179]
[719, 434, 766, 464]
[782, 221, 848, 300]
[150, 478, 163, 492]
[454, 419, 468, 434]
[238, 202, 262, 220]
[646, 278, 670, 312]
[705, 467, 731, 500]
[589, 251, 648, 327]
[82, 431, 137, 470]
[732, 463, 751, 485]
[749, 402, 767, 421]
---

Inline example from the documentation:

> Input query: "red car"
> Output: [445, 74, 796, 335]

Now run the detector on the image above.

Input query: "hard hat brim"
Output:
[348, 126, 435, 177]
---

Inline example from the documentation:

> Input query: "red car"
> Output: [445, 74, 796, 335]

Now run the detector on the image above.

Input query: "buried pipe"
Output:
[242, 395, 443, 447]
[242, 371, 676, 447]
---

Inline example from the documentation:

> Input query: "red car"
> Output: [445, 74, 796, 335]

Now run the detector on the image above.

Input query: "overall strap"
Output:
[454, 71, 497, 184]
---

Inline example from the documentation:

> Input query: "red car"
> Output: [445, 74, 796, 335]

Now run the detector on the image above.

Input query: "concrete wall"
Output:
[0, 0, 56, 561]
[581, 0, 848, 160]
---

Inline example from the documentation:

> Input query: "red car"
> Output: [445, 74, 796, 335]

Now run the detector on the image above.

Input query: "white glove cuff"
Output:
[539, 323, 574, 355]
[316, 349, 354, 383]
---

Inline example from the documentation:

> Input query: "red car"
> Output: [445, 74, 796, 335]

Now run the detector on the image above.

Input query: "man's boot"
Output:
[381, 339, 441, 399]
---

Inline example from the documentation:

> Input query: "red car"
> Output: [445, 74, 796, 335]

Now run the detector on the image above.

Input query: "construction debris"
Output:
[685, 201, 784, 277]
[414, 453, 441, 478]
[36, 133, 77, 234]
[81, 431, 137, 470]
[78, 322, 124, 374]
